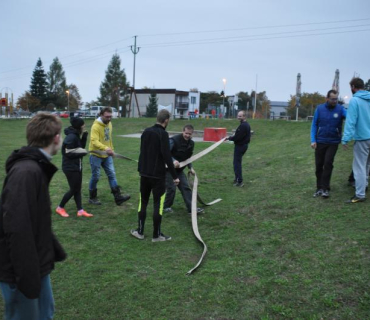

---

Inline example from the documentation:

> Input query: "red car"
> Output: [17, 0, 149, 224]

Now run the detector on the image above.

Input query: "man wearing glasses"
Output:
[311, 90, 346, 198]
[88, 107, 130, 206]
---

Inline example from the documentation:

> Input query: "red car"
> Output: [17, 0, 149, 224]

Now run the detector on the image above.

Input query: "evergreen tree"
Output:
[46, 57, 68, 109]
[98, 54, 129, 116]
[29, 58, 48, 103]
[146, 92, 158, 117]
[47, 57, 67, 95]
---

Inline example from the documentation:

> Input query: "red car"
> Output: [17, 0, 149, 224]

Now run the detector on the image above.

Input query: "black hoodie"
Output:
[0, 147, 66, 299]
[62, 126, 88, 172]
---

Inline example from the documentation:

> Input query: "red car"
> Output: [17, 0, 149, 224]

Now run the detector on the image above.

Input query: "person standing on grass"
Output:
[131, 109, 179, 242]
[56, 117, 93, 218]
[0, 113, 67, 320]
[226, 110, 251, 187]
[342, 77, 370, 203]
[310, 89, 346, 198]
[163, 124, 204, 215]
[88, 107, 130, 206]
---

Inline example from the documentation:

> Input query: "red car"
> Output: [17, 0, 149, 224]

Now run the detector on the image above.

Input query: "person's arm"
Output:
[342, 106, 347, 119]
[310, 108, 319, 148]
[64, 135, 86, 159]
[80, 131, 88, 149]
[342, 100, 358, 145]
[2, 167, 42, 299]
[161, 132, 177, 180]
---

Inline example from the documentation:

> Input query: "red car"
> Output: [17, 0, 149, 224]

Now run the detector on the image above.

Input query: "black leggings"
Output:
[59, 171, 83, 211]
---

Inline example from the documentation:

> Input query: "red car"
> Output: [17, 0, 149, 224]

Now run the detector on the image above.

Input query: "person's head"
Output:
[27, 113, 62, 155]
[182, 124, 194, 141]
[156, 109, 171, 128]
[70, 117, 85, 133]
[99, 107, 113, 124]
[237, 111, 246, 122]
[326, 90, 338, 108]
[350, 77, 365, 94]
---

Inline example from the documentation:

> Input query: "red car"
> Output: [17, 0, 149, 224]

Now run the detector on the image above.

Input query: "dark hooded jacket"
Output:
[62, 127, 88, 172]
[0, 147, 66, 299]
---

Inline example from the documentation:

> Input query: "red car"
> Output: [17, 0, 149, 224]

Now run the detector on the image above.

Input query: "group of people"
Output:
[311, 77, 370, 203]
[0, 106, 251, 318]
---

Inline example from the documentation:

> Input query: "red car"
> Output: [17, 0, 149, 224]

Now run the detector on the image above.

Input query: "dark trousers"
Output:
[233, 144, 248, 183]
[138, 176, 166, 238]
[315, 143, 338, 190]
[60, 171, 83, 210]
[164, 170, 192, 213]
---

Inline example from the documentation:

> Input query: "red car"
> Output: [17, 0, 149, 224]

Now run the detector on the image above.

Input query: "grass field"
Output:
[0, 117, 369, 319]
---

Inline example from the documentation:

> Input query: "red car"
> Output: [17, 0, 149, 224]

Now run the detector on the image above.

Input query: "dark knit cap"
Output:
[70, 117, 85, 129]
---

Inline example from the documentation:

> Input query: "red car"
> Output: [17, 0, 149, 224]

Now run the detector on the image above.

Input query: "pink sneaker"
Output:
[56, 207, 69, 218]
[77, 210, 93, 218]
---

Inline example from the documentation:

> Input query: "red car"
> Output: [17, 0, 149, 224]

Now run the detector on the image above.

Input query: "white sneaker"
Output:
[131, 229, 144, 240]
[152, 233, 171, 242]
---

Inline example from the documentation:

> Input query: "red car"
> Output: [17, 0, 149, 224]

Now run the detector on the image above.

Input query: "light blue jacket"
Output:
[342, 90, 370, 144]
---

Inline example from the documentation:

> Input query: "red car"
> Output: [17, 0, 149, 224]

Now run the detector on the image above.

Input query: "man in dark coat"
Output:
[227, 111, 251, 187]
[163, 124, 204, 215]
[131, 110, 179, 242]
[0, 113, 66, 320]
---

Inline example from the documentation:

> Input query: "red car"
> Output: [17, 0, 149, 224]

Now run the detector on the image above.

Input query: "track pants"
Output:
[137, 176, 166, 238]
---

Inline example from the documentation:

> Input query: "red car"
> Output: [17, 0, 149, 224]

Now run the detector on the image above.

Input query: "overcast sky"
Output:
[1, 0, 369, 105]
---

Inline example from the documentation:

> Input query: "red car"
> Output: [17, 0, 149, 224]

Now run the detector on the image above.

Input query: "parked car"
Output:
[59, 111, 70, 118]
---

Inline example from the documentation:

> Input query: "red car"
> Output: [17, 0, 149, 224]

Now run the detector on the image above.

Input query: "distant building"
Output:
[269, 101, 289, 119]
[134, 89, 200, 118]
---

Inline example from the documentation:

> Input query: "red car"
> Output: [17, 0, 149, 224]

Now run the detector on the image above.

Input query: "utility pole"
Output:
[253, 75, 257, 119]
[130, 36, 140, 118]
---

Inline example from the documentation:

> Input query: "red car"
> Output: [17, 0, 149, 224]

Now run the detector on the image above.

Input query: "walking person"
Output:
[163, 124, 204, 215]
[131, 110, 179, 242]
[342, 77, 370, 203]
[226, 110, 251, 187]
[0, 113, 66, 320]
[311, 89, 346, 198]
[88, 107, 130, 206]
[56, 117, 93, 218]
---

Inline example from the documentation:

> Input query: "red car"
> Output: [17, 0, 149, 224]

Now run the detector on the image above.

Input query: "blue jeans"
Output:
[233, 144, 248, 183]
[89, 155, 118, 190]
[0, 275, 54, 320]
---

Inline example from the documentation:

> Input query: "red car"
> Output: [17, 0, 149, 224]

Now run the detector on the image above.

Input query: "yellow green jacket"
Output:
[88, 118, 114, 158]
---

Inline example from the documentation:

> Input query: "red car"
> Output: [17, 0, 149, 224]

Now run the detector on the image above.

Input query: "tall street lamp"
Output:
[222, 78, 226, 117]
[66, 90, 70, 112]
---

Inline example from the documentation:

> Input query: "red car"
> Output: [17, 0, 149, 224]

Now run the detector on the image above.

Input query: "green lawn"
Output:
[0, 117, 369, 319]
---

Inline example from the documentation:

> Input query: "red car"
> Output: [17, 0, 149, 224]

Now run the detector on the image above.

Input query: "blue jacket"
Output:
[311, 102, 347, 144]
[342, 90, 370, 144]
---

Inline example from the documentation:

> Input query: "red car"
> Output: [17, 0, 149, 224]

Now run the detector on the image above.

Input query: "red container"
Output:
[203, 127, 227, 142]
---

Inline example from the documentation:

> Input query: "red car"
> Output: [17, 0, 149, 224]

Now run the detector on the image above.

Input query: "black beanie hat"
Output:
[70, 117, 85, 129]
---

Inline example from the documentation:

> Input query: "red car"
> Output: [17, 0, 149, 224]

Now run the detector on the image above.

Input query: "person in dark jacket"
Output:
[226, 110, 251, 187]
[163, 124, 204, 215]
[56, 117, 93, 218]
[311, 89, 346, 198]
[131, 109, 179, 242]
[0, 113, 66, 320]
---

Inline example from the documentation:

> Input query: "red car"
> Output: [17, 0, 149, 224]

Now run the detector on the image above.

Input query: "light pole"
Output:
[222, 78, 226, 118]
[66, 90, 70, 112]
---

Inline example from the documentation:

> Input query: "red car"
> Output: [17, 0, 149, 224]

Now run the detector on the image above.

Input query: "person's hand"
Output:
[173, 178, 180, 186]
[106, 148, 114, 156]
[311, 142, 317, 149]
[224, 137, 229, 141]
[342, 144, 349, 150]
[173, 160, 180, 168]
[189, 168, 195, 176]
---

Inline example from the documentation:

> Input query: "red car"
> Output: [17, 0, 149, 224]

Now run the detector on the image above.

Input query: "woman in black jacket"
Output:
[56, 117, 93, 217]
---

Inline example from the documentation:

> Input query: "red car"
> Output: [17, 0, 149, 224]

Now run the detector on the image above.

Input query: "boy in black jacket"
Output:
[0, 113, 66, 320]
[131, 110, 179, 242]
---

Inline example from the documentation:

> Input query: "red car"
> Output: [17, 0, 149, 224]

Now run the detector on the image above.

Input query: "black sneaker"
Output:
[188, 208, 205, 215]
[322, 190, 330, 198]
[313, 189, 323, 197]
[130, 229, 144, 240]
[233, 182, 244, 187]
[345, 196, 366, 204]
[152, 233, 171, 242]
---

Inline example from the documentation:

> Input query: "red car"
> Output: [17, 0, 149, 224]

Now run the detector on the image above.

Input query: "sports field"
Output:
[0, 117, 369, 319]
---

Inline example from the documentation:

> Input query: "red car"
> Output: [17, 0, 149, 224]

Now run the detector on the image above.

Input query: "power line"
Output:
[140, 23, 370, 48]
[138, 17, 370, 37]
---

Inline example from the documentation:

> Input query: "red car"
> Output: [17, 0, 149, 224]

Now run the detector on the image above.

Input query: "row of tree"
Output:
[17, 54, 130, 115]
